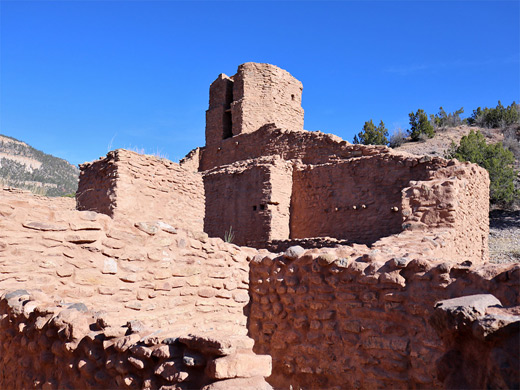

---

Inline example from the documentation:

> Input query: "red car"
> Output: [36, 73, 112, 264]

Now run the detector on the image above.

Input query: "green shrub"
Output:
[430, 107, 464, 129]
[353, 120, 389, 145]
[468, 101, 520, 128]
[408, 109, 435, 141]
[446, 130, 518, 206]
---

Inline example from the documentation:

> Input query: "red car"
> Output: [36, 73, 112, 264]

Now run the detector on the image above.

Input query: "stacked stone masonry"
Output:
[248, 247, 519, 389]
[0, 188, 271, 389]
[78, 149, 205, 233]
[1, 62, 518, 389]
[431, 294, 519, 389]
[203, 157, 293, 247]
[205, 63, 304, 146]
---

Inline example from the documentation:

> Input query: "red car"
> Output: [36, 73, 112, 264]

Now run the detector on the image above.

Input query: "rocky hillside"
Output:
[394, 125, 505, 158]
[394, 124, 520, 196]
[0, 134, 79, 196]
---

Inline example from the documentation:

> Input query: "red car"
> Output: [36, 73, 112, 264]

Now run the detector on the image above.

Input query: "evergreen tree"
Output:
[431, 106, 464, 128]
[447, 130, 518, 206]
[353, 120, 389, 145]
[409, 109, 435, 141]
[468, 101, 520, 128]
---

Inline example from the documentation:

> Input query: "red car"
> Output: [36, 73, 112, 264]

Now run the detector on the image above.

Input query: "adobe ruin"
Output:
[1, 63, 518, 389]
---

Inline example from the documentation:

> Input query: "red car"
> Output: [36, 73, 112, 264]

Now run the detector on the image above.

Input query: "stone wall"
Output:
[0, 187, 252, 334]
[248, 246, 519, 389]
[197, 132, 489, 256]
[0, 289, 272, 390]
[290, 155, 438, 244]
[183, 125, 388, 172]
[402, 162, 490, 262]
[203, 157, 293, 247]
[77, 149, 205, 233]
[231, 63, 304, 137]
[204, 63, 304, 147]
[430, 294, 519, 389]
[0, 188, 273, 389]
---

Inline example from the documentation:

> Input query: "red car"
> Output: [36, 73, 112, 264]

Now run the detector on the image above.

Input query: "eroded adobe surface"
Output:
[0, 188, 271, 389]
[205, 63, 304, 146]
[77, 150, 205, 233]
[1, 62, 518, 389]
[179, 63, 491, 261]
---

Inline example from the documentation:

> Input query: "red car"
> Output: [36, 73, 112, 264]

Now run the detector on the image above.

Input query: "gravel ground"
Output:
[489, 210, 520, 264]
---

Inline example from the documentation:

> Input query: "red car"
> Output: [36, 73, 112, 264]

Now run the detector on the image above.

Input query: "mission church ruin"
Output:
[79, 62, 489, 260]
[0, 63, 518, 389]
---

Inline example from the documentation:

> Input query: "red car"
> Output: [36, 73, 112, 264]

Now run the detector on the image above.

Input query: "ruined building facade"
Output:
[1, 63, 517, 390]
[79, 62, 489, 263]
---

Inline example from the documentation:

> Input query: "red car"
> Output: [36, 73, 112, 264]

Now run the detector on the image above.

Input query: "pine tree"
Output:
[353, 120, 389, 145]
[447, 130, 517, 206]
[409, 109, 435, 141]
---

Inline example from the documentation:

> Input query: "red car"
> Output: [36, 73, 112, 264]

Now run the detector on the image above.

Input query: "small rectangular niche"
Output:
[223, 110, 232, 139]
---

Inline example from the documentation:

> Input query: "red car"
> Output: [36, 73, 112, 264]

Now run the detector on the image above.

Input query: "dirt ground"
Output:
[489, 209, 520, 264]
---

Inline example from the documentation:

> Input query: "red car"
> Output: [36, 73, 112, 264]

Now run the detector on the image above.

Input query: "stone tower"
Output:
[205, 62, 304, 146]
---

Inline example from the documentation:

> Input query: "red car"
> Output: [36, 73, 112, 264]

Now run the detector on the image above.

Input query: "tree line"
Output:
[352, 101, 519, 207]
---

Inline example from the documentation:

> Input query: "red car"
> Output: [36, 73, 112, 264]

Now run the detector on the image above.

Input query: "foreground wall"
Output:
[0, 290, 271, 390]
[0, 188, 272, 389]
[248, 248, 519, 389]
[77, 149, 205, 232]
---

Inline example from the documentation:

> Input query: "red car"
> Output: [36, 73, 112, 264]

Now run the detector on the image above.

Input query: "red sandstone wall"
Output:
[0, 187, 253, 333]
[0, 187, 516, 389]
[231, 63, 304, 137]
[0, 290, 271, 390]
[0, 188, 272, 389]
[203, 157, 293, 246]
[248, 248, 519, 389]
[184, 125, 390, 172]
[402, 161, 490, 262]
[206, 74, 234, 146]
[78, 149, 205, 233]
[290, 155, 438, 243]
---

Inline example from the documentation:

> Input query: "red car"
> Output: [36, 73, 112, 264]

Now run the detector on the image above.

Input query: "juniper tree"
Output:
[409, 109, 435, 141]
[446, 130, 518, 206]
[353, 120, 389, 145]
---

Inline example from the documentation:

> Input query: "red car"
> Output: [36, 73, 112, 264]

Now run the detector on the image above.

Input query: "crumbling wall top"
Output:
[205, 63, 304, 146]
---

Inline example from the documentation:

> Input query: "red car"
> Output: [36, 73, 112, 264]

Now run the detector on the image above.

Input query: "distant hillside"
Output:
[0, 134, 79, 196]
[394, 124, 520, 209]
[393, 125, 505, 157]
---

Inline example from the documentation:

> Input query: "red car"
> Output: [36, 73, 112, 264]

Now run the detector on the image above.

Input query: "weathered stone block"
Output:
[206, 352, 272, 379]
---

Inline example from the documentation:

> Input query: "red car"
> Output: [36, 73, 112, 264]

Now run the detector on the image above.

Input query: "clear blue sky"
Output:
[1, 0, 519, 166]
